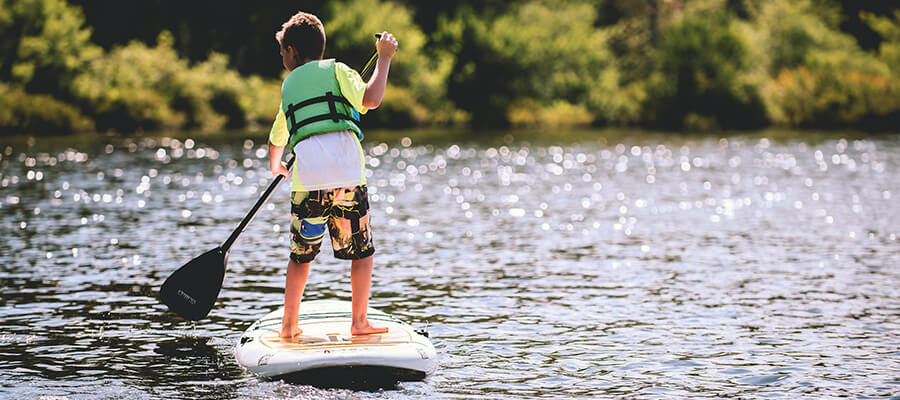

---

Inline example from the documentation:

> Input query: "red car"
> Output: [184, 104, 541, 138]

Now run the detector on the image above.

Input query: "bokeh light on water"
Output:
[0, 130, 898, 399]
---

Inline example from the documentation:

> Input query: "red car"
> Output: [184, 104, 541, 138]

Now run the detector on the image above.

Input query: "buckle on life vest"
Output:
[286, 91, 355, 134]
[327, 91, 339, 122]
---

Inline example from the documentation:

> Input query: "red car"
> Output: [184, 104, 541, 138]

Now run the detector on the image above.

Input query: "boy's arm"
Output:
[362, 32, 398, 109]
[269, 142, 289, 178]
[268, 108, 290, 177]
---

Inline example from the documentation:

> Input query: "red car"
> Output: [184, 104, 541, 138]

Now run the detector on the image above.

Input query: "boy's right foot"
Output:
[350, 320, 388, 335]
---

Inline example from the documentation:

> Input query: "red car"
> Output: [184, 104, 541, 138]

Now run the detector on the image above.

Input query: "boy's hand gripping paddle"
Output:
[159, 154, 294, 320]
[360, 33, 383, 80]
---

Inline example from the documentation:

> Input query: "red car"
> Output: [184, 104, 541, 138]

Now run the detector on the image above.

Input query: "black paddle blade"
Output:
[159, 247, 228, 321]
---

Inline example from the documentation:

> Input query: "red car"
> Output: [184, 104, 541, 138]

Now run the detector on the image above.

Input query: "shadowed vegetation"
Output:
[1, 0, 897, 135]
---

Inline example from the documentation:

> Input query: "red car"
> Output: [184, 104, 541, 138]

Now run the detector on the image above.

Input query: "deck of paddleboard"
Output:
[252, 318, 415, 351]
[234, 300, 437, 381]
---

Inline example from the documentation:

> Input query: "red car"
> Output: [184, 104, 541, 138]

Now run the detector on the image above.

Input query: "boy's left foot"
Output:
[351, 320, 389, 335]
[279, 326, 303, 340]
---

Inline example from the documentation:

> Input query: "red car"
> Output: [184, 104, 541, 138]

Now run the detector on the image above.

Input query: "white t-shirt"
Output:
[289, 130, 366, 191]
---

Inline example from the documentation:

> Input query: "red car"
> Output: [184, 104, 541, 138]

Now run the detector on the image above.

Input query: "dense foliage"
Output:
[1, 0, 897, 135]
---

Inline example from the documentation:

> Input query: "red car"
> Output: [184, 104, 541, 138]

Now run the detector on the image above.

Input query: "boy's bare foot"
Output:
[350, 320, 389, 335]
[280, 326, 302, 339]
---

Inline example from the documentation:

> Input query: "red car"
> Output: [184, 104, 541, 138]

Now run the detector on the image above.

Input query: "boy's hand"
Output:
[376, 32, 398, 59]
[268, 142, 289, 178]
[272, 162, 290, 178]
[363, 33, 397, 109]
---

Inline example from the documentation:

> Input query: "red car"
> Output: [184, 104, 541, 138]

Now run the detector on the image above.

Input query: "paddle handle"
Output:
[361, 33, 383, 81]
[221, 153, 295, 253]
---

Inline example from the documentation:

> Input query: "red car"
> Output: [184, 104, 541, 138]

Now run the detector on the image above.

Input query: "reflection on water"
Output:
[1, 129, 898, 399]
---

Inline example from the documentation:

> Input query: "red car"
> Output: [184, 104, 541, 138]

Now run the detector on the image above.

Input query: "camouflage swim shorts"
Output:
[289, 185, 374, 263]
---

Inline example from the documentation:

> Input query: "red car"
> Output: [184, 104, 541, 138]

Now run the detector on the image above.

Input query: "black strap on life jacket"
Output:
[286, 91, 357, 134]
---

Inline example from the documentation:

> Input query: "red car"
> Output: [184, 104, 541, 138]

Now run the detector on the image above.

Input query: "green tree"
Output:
[741, 0, 851, 75]
[72, 32, 188, 131]
[323, 0, 459, 126]
[0, 82, 94, 134]
[0, 0, 100, 94]
[643, 11, 767, 130]
[440, 0, 620, 127]
[438, 7, 507, 127]
[861, 10, 900, 76]
[72, 32, 279, 132]
[0, 0, 99, 134]
[740, 1, 900, 128]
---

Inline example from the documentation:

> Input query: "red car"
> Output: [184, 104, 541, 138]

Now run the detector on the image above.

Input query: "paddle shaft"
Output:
[221, 154, 295, 253]
[360, 33, 383, 81]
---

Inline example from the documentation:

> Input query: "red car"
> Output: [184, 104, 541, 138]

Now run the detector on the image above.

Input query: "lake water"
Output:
[1, 129, 898, 399]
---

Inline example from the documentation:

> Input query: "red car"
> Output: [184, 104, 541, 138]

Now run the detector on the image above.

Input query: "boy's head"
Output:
[276, 11, 325, 70]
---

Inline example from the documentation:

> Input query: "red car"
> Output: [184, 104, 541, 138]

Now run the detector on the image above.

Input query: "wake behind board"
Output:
[234, 300, 437, 385]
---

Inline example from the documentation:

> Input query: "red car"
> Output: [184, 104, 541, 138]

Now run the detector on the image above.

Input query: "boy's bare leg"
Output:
[350, 255, 388, 335]
[281, 258, 310, 339]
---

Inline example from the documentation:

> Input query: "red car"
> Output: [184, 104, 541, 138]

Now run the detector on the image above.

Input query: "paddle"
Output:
[160, 154, 295, 320]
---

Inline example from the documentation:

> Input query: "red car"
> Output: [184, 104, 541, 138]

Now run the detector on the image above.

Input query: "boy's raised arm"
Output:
[362, 32, 398, 109]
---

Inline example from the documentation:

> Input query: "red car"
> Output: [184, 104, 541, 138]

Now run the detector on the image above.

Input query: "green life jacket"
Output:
[281, 59, 362, 149]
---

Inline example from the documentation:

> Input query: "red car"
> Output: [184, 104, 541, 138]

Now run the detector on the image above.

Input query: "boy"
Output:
[267, 11, 397, 338]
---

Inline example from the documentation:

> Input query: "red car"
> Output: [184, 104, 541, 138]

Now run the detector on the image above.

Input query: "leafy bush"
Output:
[861, 10, 900, 76]
[0, 0, 101, 95]
[3, 0, 900, 134]
[71, 32, 280, 132]
[2, 0, 279, 135]
[643, 12, 768, 130]
[746, 1, 900, 128]
[743, 1, 857, 75]
[762, 63, 899, 128]
[324, 0, 460, 127]
[0, 83, 94, 134]
[71, 32, 190, 131]
[508, 99, 594, 128]
[437, 0, 620, 128]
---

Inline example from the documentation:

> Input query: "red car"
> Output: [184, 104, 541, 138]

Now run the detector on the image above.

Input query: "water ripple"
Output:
[0, 132, 898, 399]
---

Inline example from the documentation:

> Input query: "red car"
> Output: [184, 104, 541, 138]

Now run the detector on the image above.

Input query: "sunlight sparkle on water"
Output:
[0, 132, 897, 399]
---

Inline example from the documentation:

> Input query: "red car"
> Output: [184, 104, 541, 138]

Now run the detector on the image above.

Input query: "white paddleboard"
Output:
[234, 300, 437, 382]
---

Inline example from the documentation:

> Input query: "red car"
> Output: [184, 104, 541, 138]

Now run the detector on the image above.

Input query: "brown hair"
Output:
[275, 11, 326, 61]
